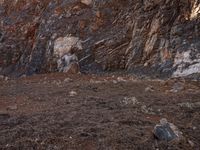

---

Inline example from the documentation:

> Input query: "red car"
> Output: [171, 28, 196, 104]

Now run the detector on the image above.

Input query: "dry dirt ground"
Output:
[0, 73, 200, 150]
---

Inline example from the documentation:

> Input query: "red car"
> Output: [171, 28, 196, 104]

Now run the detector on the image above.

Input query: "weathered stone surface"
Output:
[154, 118, 184, 142]
[54, 36, 82, 57]
[173, 50, 200, 77]
[0, 0, 199, 78]
[58, 54, 80, 73]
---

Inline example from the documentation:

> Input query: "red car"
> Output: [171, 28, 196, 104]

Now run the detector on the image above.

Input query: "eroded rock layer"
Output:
[0, 0, 199, 77]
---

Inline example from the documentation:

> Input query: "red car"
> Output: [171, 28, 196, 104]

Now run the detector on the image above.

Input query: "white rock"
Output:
[64, 78, 72, 82]
[173, 50, 200, 77]
[90, 79, 102, 84]
[69, 91, 77, 97]
[130, 97, 139, 105]
[121, 97, 139, 106]
[81, 0, 92, 5]
[54, 36, 82, 57]
[112, 80, 118, 84]
[141, 105, 154, 114]
[145, 86, 154, 92]
[144, 62, 149, 67]
[117, 77, 126, 82]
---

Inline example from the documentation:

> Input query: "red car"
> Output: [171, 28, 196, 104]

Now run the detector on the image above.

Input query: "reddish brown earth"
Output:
[0, 74, 200, 149]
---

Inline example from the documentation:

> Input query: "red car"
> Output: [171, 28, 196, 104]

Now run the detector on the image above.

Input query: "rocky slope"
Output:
[0, 0, 200, 78]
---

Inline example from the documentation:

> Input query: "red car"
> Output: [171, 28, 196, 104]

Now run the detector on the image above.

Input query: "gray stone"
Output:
[57, 54, 79, 73]
[154, 118, 183, 142]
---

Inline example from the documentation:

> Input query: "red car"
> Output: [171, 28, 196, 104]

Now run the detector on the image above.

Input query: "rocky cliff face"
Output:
[0, 0, 200, 78]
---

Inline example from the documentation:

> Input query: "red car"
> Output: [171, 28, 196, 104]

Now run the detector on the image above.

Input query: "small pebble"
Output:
[69, 91, 77, 97]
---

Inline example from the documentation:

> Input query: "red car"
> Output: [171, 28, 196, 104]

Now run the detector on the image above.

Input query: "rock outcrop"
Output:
[0, 0, 199, 78]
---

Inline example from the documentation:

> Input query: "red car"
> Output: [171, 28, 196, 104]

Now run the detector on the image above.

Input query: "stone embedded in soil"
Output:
[69, 91, 78, 97]
[64, 78, 73, 82]
[141, 105, 155, 114]
[154, 118, 183, 142]
[145, 86, 154, 92]
[121, 97, 139, 106]
[117, 77, 126, 82]
[112, 80, 118, 84]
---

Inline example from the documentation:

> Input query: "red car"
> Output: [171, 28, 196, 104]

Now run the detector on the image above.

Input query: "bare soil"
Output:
[0, 73, 200, 150]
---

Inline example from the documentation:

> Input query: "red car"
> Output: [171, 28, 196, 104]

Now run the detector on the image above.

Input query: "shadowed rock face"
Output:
[0, 0, 199, 78]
